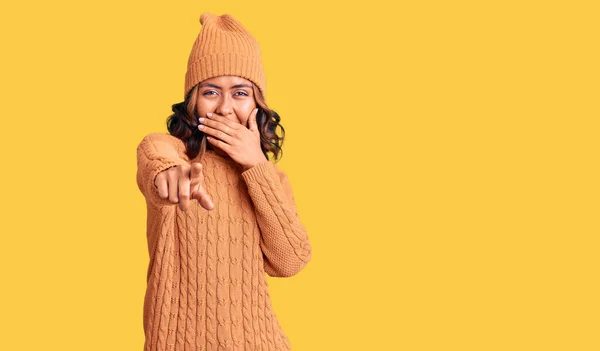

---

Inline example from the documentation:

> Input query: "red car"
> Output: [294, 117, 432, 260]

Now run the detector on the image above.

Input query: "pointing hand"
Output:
[154, 162, 215, 211]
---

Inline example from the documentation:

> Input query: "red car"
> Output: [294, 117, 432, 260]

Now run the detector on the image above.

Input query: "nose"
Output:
[215, 93, 233, 117]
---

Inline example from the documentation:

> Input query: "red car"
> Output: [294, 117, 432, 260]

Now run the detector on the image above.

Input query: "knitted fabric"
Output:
[184, 12, 267, 100]
[136, 133, 312, 351]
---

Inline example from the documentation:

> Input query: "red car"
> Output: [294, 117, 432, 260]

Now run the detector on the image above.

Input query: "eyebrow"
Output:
[198, 83, 252, 90]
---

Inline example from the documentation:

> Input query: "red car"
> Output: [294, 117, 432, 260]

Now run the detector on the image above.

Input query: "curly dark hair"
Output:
[166, 81, 284, 163]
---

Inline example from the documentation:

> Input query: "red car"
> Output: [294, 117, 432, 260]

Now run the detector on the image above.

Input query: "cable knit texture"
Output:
[136, 133, 312, 351]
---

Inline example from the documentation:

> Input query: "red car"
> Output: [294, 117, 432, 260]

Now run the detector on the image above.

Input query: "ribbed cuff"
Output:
[240, 160, 274, 183]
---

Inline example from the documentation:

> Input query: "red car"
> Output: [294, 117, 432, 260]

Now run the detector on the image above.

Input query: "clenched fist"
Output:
[154, 162, 215, 211]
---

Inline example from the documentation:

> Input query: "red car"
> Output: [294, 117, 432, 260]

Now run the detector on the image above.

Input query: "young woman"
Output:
[136, 12, 312, 351]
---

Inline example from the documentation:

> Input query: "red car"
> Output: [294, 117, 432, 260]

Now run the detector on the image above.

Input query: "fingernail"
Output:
[199, 117, 205, 122]
[207, 112, 213, 117]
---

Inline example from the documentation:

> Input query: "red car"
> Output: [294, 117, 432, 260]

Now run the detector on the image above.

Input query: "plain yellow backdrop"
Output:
[0, 0, 598, 350]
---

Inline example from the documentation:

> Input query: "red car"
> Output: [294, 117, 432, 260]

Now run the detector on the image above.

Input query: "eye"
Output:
[203, 90, 217, 96]
[235, 91, 249, 96]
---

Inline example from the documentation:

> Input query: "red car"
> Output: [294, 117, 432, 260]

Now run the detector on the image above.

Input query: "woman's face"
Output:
[195, 75, 257, 128]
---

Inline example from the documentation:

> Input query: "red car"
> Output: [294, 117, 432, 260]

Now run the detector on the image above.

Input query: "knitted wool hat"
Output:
[184, 12, 266, 100]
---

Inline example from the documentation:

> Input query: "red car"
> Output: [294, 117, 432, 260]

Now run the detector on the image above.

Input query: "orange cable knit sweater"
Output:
[136, 133, 312, 351]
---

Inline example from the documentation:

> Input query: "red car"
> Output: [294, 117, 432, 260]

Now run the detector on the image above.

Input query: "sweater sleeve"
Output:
[241, 160, 312, 277]
[136, 133, 191, 208]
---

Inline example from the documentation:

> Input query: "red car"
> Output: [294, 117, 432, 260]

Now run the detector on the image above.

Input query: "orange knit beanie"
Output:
[184, 12, 266, 100]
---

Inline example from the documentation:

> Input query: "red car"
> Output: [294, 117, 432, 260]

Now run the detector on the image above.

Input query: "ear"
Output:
[248, 108, 259, 135]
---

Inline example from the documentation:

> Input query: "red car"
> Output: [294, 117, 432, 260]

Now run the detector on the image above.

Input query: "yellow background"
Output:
[0, 0, 598, 350]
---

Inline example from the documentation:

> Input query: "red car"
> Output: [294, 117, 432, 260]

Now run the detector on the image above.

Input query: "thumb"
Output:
[189, 163, 203, 199]
[190, 162, 202, 181]
[190, 162, 214, 210]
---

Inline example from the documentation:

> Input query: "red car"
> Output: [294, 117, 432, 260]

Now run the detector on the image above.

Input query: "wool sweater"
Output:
[136, 133, 312, 351]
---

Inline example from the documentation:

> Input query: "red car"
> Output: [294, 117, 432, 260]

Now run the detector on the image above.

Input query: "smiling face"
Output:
[195, 75, 257, 128]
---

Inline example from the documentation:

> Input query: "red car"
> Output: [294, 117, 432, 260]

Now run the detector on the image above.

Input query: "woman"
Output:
[136, 12, 312, 351]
